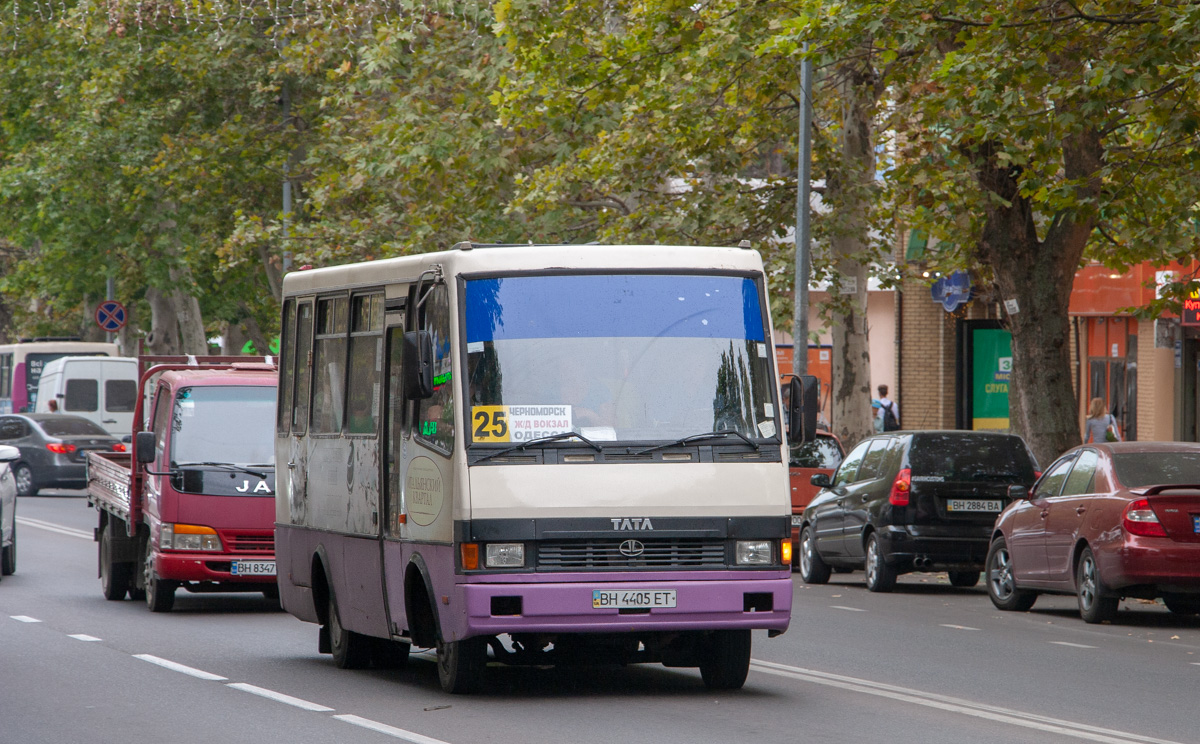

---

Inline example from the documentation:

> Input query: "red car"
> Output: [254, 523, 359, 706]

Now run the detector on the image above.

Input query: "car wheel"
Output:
[985, 537, 1037, 611]
[1162, 594, 1200, 616]
[948, 570, 980, 588]
[864, 533, 896, 593]
[99, 522, 131, 601]
[437, 634, 487, 694]
[328, 591, 371, 669]
[1076, 546, 1117, 624]
[2, 524, 16, 576]
[698, 629, 751, 691]
[13, 464, 36, 498]
[798, 525, 831, 584]
[144, 549, 176, 613]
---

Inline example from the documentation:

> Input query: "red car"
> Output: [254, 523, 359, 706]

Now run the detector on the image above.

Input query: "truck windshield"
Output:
[171, 386, 276, 466]
[464, 273, 777, 445]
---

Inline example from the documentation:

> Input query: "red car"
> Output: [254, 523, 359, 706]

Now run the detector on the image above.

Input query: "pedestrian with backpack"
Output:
[877, 384, 901, 431]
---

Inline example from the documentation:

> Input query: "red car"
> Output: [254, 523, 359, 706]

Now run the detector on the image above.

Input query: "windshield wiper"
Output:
[473, 432, 603, 464]
[634, 429, 760, 456]
[174, 462, 270, 479]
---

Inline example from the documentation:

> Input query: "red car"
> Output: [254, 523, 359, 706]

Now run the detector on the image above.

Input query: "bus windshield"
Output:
[171, 385, 276, 466]
[464, 273, 777, 444]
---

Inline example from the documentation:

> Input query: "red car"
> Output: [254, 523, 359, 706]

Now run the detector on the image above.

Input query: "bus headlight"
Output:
[161, 523, 222, 551]
[736, 540, 773, 565]
[485, 543, 525, 568]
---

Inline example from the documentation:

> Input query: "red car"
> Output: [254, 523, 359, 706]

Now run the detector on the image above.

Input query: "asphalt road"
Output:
[3, 492, 1197, 744]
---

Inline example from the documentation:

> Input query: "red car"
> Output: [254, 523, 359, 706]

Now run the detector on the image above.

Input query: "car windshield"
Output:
[464, 273, 777, 445]
[39, 417, 110, 437]
[1112, 452, 1200, 487]
[790, 436, 843, 469]
[171, 386, 276, 466]
[908, 434, 1037, 483]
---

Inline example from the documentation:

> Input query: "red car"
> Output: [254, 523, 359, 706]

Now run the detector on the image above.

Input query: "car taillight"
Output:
[1123, 498, 1167, 538]
[890, 468, 911, 506]
[46, 442, 76, 454]
[112, 443, 127, 452]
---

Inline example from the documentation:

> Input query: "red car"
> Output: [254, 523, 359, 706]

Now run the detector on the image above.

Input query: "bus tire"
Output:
[327, 591, 371, 669]
[2, 523, 15, 576]
[99, 522, 131, 601]
[437, 635, 486, 694]
[698, 629, 751, 691]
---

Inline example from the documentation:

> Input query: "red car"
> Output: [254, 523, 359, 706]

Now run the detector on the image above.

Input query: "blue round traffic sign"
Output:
[95, 300, 127, 332]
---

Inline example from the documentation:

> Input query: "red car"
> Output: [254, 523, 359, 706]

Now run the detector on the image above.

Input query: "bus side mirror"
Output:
[135, 431, 156, 464]
[403, 331, 434, 400]
[787, 375, 819, 444]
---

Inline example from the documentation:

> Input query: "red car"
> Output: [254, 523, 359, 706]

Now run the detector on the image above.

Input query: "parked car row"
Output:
[793, 430, 1200, 624]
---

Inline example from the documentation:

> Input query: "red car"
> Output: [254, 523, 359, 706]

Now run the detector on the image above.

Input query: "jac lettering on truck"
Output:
[87, 355, 279, 612]
[274, 242, 818, 693]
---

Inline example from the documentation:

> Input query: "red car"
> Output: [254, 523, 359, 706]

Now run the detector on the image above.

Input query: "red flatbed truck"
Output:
[87, 356, 279, 612]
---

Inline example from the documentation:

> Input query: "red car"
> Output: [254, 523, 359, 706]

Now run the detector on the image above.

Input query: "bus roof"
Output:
[281, 243, 766, 296]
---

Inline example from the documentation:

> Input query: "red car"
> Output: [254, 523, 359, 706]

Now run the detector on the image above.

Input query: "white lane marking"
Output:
[335, 714, 452, 744]
[10, 615, 41, 623]
[1050, 641, 1098, 649]
[940, 624, 980, 631]
[134, 654, 228, 681]
[830, 605, 866, 612]
[752, 659, 1182, 744]
[69, 634, 102, 642]
[226, 683, 334, 712]
[15, 516, 92, 540]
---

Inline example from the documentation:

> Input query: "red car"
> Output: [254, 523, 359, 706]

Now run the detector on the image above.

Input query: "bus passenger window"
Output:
[414, 284, 455, 453]
[277, 299, 295, 434]
[312, 296, 348, 434]
[292, 302, 314, 434]
[347, 294, 383, 435]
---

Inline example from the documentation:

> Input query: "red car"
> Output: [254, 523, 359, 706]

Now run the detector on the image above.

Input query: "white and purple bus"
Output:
[0, 340, 118, 414]
[275, 243, 810, 693]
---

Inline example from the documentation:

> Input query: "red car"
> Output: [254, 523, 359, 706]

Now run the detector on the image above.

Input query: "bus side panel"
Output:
[381, 541, 461, 641]
[276, 523, 320, 624]
[335, 532, 389, 637]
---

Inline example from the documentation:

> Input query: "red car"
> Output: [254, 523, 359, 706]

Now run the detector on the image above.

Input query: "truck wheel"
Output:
[437, 635, 486, 694]
[99, 522, 131, 601]
[698, 629, 751, 691]
[2, 524, 15, 576]
[327, 592, 371, 669]
[144, 550, 175, 613]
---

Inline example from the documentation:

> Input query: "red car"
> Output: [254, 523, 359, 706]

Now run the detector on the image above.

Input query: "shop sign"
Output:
[1183, 287, 1200, 326]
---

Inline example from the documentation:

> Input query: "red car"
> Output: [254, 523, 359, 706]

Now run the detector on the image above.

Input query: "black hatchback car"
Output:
[0, 414, 125, 497]
[796, 431, 1039, 592]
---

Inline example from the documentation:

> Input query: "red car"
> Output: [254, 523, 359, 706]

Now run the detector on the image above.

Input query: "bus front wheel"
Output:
[437, 635, 486, 694]
[698, 629, 751, 691]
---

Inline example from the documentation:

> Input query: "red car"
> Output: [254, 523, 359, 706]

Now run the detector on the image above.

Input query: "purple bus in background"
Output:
[275, 244, 796, 693]
[0, 340, 117, 414]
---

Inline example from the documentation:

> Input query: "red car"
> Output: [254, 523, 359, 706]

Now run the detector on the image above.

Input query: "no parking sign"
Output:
[94, 300, 127, 332]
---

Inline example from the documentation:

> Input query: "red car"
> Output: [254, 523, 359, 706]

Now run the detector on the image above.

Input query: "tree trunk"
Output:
[256, 241, 284, 303]
[145, 287, 179, 354]
[972, 127, 1103, 467]
[827, 63, 878, 449]
[222, 320, 248, 356]
[239, 302, 272, 358]
[170, 288, 208, 354]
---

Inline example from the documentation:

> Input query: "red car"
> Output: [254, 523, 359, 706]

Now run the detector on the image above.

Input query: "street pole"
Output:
[792, 44, 813, 379]
[281, 83, 294, 275]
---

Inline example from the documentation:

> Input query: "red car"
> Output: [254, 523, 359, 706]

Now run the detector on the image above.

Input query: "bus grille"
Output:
[537, 539, 725, 570]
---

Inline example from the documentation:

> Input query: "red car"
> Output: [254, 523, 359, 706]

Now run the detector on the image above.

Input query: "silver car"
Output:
[0, 444, 19, 578]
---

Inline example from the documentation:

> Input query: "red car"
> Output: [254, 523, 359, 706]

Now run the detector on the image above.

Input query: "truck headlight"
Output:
[161, 523, 222, 551]
[485, 543, 525, 568]
[736, 540, 773, 565]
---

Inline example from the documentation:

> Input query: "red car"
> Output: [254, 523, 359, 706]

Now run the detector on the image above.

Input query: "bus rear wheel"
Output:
[437, 635, 486, 694]
[698, 629, 751, 691]
[327, 592, 372, 669]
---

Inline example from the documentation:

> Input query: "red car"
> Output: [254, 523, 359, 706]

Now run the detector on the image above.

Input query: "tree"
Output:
[494, 0, 891, 446]
[775, 1, 1200, 464]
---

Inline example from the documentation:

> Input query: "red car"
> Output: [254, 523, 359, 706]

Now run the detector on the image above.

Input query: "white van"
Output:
[34, 356, 138, 437]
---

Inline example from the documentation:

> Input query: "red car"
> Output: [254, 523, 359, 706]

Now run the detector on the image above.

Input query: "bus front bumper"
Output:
[460, 572, 792, 636]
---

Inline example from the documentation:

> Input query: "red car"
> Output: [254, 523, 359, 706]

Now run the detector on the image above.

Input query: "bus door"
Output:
[381, 282, 458, 638]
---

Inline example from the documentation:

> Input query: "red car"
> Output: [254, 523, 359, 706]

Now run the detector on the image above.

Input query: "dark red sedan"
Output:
[985, 442, 1200, 623]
